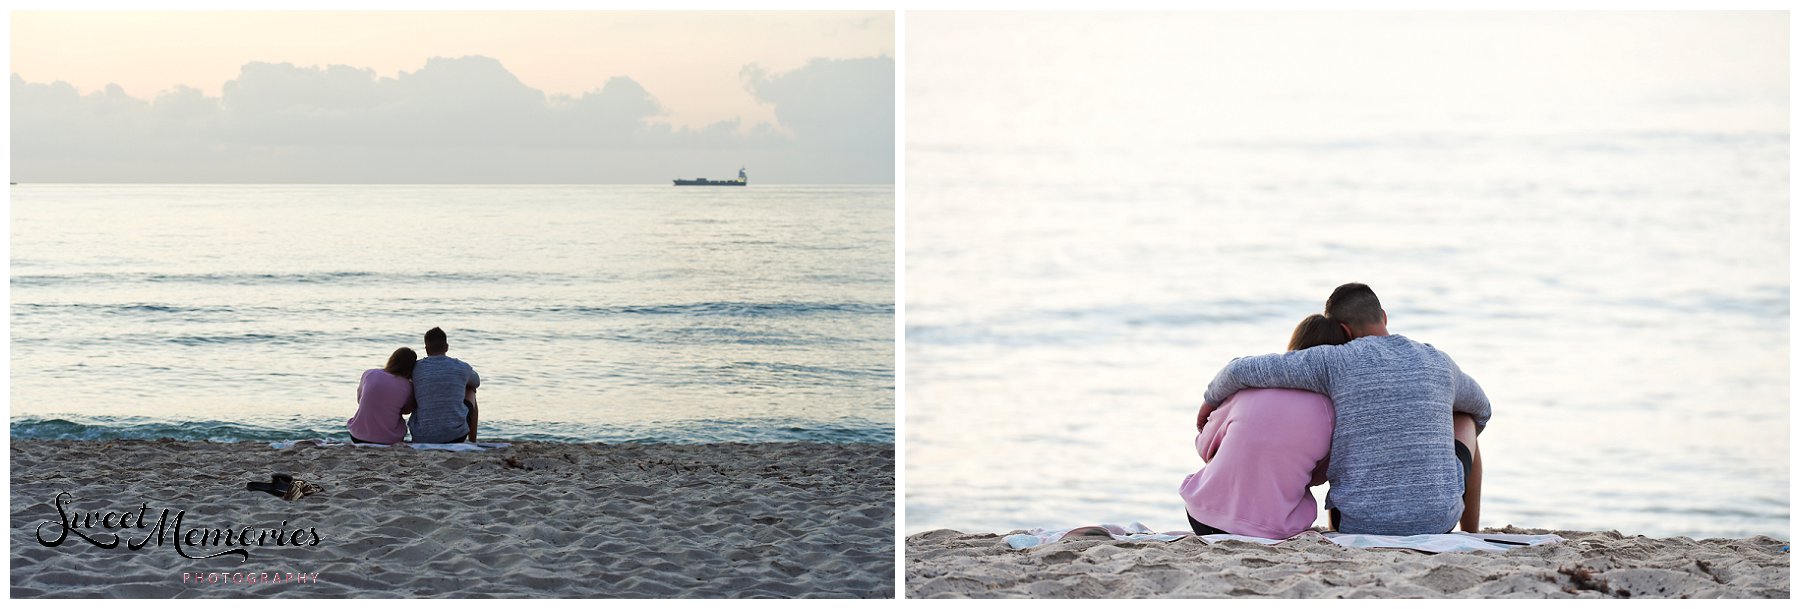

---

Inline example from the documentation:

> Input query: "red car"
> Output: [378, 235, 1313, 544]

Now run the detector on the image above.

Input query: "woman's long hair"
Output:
[1288, 314, 1351, 351]
[383, 347, 419, 379]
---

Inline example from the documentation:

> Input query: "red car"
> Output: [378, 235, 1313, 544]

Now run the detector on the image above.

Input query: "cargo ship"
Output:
[673, 167, 747, 187]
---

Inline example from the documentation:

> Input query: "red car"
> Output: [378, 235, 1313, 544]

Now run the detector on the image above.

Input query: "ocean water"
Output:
[905, 13, 1788, 540]
[10, 184, 894, 444]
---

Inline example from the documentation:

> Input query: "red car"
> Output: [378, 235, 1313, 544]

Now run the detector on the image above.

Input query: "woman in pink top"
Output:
[347, 347, 418, 444]
[1178, 315, 1348, 538]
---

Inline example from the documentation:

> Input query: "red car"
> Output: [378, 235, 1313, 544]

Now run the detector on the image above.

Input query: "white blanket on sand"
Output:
[1002, 523, 1564, 554]
[270, 438, 512, 452]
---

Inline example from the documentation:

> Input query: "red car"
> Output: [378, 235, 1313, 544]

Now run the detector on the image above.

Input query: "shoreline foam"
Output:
[9, 414, 895, 445]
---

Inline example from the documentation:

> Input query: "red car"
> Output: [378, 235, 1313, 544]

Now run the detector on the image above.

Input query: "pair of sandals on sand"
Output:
[244, 473, 323, 500]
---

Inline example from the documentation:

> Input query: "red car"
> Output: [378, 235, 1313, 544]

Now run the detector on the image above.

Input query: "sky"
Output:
[911, 11, 1787, 150]
[10, 11, 895, 183]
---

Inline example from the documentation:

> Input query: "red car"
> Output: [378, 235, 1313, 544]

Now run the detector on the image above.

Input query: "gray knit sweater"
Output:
[1202, 334, 1491, 535]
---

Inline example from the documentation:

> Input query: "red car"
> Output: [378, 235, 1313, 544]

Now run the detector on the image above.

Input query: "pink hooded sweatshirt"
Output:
[1178, 387, 1334, 539]
[347, 368, 413, 444]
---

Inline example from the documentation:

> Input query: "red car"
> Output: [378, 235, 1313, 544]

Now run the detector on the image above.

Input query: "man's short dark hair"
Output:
[1325, 283, 1384, 328]
[424, 327, 448, 353]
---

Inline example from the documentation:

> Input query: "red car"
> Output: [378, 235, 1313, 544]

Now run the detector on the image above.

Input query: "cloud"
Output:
[745, 56, 894, 149]
[11, 55, 894, 183]
[741, 55, 896, 182]
[553, 76, 666, 145]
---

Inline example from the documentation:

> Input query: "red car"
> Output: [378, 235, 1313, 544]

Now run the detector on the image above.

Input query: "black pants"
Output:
[1186, 511, 1229, 536]
[1453, 439, 1473, 482]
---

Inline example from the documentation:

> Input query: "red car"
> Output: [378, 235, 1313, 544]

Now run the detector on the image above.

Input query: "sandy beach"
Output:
[906, 527, 1789, 598]
[11, 440, 893, 598]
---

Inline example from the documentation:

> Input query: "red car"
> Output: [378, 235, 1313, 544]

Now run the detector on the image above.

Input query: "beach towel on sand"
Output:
[1005, 523, 1189, 548]
[271, 439, 512, 452]
[1003, 523, 1563, 554]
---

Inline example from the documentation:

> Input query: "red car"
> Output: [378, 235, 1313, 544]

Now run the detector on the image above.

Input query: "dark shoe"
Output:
[245, 476, 290, 498]
[245, 473, 317, 500]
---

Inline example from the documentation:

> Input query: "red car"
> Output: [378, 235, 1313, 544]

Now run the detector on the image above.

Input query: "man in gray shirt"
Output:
[1201, 283, 1489, 535]
[407, 326, 482, 444]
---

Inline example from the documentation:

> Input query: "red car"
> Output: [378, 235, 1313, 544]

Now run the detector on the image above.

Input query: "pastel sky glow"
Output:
[11, 11, 895, 183]
[910, 11, 1787, 148]
[14, 11, 893, 129]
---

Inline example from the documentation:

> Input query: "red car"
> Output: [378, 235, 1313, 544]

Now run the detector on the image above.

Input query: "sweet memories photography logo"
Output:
[34, 491, 323, 561]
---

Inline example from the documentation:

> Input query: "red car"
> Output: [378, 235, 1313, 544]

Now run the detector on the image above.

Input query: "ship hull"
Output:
[672, 180, 746, 186]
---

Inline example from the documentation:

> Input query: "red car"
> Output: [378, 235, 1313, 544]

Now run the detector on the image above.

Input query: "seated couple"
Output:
[346, 326, 484, 445]
[1179, 283, 1490, 539]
